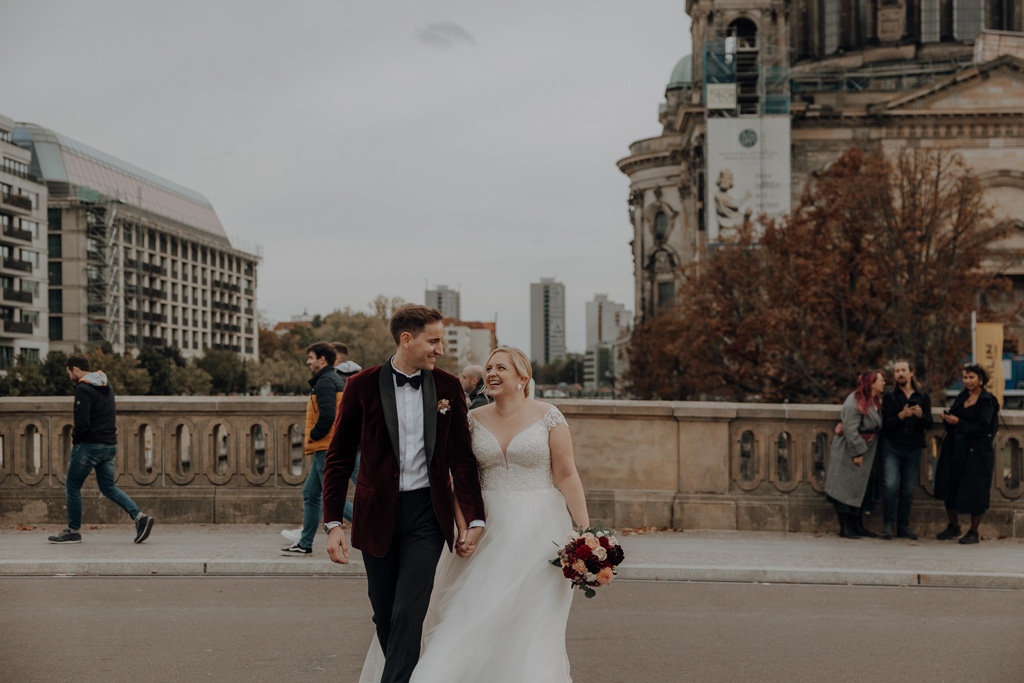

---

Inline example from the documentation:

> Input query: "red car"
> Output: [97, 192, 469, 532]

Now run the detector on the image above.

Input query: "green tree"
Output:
[138, 346, 185, 395]
[249, 351, 308, 395]
[195, 349, 247, 395]
[169, 360, 213, 395]
[311, 297, 406, 368]
[627, 147, 1017, 402]
[1, 352, 47, 396]
[84, 348, 151, 395]
[41, 351, 74, 395]
[260, 295, 408, 391]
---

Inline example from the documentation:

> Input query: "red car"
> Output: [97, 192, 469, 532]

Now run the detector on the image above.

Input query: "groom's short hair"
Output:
[390, 304, 444, 344]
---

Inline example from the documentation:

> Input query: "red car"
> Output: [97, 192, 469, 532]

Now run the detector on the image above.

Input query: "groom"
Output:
[322, 304, 486, 683]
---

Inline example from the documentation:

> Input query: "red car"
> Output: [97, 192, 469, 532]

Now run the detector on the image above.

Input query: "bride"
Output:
[360, 346, 590, 682]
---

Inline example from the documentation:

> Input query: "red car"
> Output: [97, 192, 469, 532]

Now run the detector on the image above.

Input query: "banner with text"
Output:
[706, 116, 791, 244]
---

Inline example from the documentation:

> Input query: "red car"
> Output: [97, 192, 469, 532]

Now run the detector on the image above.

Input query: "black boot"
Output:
[852, 513, 877, 538]
[838, 512, 861, 539]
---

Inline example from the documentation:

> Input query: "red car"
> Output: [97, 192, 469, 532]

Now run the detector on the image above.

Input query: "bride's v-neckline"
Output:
[472, 410, 550, 467]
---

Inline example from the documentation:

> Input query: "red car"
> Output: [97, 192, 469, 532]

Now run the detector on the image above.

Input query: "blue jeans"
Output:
[881, 442, 921, 531]
[65, 442, 140, 531]
[300, 450, 359, 549]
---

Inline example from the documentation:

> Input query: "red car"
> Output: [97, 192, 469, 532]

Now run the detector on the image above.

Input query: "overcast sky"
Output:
[1, 1, 692, 355]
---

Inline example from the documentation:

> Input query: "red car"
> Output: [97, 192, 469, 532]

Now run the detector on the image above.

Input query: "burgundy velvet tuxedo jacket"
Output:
[321, 363, 486, 559]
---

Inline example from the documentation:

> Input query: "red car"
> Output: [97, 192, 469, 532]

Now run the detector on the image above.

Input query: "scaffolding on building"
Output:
[703, 21, 790, 116]
[83, 200, 123, 350]
[790, 57, 974, 94]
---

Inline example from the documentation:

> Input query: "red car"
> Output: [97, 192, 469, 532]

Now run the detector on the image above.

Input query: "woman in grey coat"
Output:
[824, 370, 886, 538]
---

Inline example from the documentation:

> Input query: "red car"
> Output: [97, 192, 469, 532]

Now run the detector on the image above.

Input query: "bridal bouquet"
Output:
[550, 522, 625, 598]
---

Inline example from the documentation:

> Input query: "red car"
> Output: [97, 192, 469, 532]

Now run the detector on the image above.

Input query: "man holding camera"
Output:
[879, 360, 934, 540]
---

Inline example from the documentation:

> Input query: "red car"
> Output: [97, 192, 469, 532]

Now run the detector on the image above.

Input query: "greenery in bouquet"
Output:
[549, 522, 625, 598]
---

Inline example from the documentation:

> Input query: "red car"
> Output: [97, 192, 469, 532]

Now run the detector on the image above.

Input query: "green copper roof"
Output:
[667, 54, 692, 90]
[12, 122, 228, 242]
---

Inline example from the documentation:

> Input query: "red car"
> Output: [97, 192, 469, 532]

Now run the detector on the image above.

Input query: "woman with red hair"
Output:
[825, 370, 887, 538]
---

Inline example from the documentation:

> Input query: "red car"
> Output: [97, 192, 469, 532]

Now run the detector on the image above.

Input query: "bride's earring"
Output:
[516, 382, 523, 391]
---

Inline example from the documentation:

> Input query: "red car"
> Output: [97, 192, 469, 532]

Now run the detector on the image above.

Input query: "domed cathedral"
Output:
[620, 0, 1024, 326]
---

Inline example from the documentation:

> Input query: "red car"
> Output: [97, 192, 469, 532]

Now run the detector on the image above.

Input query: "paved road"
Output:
[4, 576, 1023, 683]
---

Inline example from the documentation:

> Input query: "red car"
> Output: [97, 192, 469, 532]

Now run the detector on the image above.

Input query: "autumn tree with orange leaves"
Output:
[627, 147, 1018, 403]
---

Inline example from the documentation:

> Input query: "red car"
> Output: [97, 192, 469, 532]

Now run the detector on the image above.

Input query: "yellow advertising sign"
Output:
[975, 322, 1004, 407]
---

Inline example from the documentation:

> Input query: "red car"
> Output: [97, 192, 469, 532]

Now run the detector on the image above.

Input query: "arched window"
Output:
[657, 281, 675, 309]
[653, 211, 668, 241]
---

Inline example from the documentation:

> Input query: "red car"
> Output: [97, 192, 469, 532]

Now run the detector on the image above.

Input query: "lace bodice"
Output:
[469, 405, 567, 493]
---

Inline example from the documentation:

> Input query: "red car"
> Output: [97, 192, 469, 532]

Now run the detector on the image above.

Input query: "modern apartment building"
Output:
[426, 284, 460, 319]
[530, 278, 566, 365]
[12, 121, 260, 360]
[443, 318, 496, 368]
[585, 294, 631, 351]
[0, 115, 49, 372]
[583, 294, 631, 390]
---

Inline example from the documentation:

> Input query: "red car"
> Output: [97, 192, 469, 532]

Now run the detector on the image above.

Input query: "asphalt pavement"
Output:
[3, 522, 1024, 588]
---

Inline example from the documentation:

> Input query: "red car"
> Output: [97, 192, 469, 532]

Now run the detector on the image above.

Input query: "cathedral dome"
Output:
[667, 54, 692, 90]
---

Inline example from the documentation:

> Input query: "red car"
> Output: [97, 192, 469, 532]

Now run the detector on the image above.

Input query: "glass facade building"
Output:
[12, 120, 259, 360]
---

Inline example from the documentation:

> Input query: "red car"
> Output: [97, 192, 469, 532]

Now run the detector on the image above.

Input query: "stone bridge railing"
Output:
[2, 397, 1023, 536]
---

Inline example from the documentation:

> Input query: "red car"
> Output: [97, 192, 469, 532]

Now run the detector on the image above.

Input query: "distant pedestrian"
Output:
[879, 360, 933, 540]
[934, 363, 999, 545]
[48, 354, 154, 544]
[460, 364, 492, 410]
[331, 341, 363, 390]
[824, 370, 885, 539]
[281, 342, 345, 554]
[282, 341, 361, 545]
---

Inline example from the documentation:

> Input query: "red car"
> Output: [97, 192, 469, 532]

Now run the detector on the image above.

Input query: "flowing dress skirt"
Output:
[360, 486, 574, 683]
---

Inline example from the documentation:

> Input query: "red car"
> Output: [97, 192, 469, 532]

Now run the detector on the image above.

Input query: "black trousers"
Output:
[362, 487, 444, 683]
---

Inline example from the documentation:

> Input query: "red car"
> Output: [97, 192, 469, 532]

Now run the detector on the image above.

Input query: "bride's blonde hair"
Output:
[486, 347, 532, 399]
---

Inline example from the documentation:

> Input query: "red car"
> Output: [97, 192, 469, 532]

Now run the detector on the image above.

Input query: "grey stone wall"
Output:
[3, 397, 1024, 536]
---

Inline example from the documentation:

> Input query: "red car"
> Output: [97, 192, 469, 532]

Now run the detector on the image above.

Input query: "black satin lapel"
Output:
[379, 365, 400, 462]
[422, 371, 437, 464]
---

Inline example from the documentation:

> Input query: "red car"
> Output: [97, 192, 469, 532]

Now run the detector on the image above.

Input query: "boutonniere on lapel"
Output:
[437, 399, 451, 415]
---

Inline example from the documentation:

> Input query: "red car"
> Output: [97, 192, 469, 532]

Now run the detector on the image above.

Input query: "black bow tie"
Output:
[394, 371, 422, 390]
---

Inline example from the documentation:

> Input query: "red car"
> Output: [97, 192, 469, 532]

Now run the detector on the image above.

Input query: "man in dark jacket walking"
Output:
[281, 342, 346, 554]
[879, 359, 934, 540]
[48, 355, 154, 544]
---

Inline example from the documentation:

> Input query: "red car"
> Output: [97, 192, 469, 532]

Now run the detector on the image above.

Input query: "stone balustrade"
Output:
[2, 397, 1023, 536]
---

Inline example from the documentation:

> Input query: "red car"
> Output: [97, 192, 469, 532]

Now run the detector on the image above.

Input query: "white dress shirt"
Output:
[391, 361, 430, 491]
[391, 360, 484, 529]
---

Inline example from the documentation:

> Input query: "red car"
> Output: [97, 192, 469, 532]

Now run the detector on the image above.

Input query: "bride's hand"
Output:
[457, 526, 483, 558]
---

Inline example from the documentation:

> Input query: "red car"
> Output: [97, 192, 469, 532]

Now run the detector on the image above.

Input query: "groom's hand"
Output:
[456, 526, 483, 558]
[326, 527, 350, 564]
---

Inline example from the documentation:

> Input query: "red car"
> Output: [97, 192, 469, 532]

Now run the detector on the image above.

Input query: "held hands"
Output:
[456, 526, 483, 558]
[326, 526, 350, 565]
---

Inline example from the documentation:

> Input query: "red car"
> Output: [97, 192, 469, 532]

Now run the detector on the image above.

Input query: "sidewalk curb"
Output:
[0, 559, 367, 577]
[619, 564, 1024, 588]
[4, 559, 1024, 589]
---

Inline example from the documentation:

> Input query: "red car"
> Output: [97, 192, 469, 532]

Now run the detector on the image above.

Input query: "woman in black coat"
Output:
[933, 363, 1000, 545]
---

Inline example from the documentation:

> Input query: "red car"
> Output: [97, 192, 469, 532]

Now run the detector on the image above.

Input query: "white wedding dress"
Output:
[359, 404, 575, 683]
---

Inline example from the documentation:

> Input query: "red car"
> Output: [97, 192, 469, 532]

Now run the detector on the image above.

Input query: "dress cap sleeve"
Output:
[541, 405, 568, 431]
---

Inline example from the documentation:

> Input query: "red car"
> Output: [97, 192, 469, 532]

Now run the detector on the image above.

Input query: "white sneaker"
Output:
[280, 528, 301, 544]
